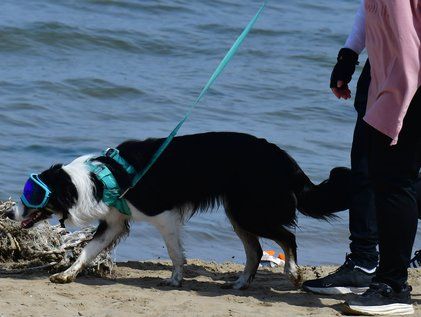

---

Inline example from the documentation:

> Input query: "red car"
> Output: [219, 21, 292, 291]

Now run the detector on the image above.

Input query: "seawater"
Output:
[0, 0, 420, 266]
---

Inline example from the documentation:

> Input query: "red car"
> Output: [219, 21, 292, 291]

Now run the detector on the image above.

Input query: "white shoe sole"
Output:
[303, 285, 369, 295]
[344, 303, 414, 316]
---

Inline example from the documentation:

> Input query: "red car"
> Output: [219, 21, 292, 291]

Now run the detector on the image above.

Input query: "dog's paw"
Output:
[49, 273, 76, 284]
[286, 269, 302, 288]
[158, 278, 182, 287]
[221, 274, 251, 290]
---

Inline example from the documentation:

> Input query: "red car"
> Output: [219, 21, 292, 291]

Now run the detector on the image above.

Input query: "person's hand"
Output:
[332, 80, 351, 99]
[330, 48, 359, 100]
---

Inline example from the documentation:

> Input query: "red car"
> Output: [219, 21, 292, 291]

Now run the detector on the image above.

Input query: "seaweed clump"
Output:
[0, 200, 114, 276]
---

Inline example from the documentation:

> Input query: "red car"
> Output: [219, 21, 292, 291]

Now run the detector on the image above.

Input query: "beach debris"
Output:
[0, 199, 114, 276]
[260, 250, 285, 268]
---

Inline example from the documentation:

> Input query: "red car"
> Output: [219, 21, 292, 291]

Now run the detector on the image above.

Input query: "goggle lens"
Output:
[21, 174, 51, 208]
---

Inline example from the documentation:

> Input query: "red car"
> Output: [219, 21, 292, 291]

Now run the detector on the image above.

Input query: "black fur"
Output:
[90, 172, 104, 203]
[93, 156, 132, 191]
[110, 132, 343, 240]
[94, 220, 108, 238]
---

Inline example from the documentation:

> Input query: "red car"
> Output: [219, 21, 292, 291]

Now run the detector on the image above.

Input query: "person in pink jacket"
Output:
[343, 1, 421, 315]
[303, 0, 421, 303]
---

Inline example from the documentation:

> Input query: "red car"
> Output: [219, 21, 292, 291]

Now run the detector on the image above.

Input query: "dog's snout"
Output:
[5, 206, 16, 220]
[5, 205, 25, 221]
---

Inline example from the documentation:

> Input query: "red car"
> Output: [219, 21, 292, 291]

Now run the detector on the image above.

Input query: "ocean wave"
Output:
[64, 78, 145, 99]
[0, 78, 145, 100]
[85, 0, 194, 14]
[0, 102, 49, 112]
[0, 22, 178, 55]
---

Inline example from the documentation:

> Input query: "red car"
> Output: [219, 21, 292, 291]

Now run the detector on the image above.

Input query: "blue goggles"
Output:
[20, 173, 52, 209]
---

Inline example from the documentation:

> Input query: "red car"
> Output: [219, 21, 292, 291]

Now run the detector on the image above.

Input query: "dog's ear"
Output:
[50, 164, 63, 170]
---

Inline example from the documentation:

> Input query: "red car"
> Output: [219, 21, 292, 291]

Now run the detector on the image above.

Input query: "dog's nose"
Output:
[5, 206, 16, 220]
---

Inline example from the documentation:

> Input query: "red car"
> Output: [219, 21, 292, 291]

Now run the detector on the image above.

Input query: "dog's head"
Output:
[8, 164, 79, 228]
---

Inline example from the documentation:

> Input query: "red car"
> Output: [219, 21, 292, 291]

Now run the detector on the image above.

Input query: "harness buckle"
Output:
[104, 148, 118, 158]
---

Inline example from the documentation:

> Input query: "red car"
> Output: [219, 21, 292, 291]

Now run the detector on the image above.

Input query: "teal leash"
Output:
[120, 1, 267, 198]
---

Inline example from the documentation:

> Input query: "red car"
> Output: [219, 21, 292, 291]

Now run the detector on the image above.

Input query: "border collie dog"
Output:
[9, 132, 350, 289]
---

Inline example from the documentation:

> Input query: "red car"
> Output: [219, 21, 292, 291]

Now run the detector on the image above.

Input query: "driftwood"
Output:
[0, 200, 114, 276]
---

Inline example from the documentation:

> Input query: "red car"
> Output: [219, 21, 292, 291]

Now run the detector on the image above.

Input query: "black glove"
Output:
[330, 48, 359, 89]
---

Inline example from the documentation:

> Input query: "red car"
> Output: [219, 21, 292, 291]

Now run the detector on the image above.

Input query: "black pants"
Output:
[349, 61, 421, 270]
[349, 61, 379, 268]
[369, 87, 421, 291]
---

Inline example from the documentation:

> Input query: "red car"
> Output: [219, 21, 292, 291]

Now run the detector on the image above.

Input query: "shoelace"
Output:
[409, 250, 421, 268]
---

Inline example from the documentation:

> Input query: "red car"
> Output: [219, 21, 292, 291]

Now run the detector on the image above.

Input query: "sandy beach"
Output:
[0, 260, 420, 317]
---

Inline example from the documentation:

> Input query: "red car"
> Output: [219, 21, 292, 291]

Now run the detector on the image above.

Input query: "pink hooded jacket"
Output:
[364, 0, 421, 145]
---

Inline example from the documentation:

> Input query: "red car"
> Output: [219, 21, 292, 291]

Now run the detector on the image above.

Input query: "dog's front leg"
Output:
[151, 211, 186, 287]
[50, 214, 127, 284]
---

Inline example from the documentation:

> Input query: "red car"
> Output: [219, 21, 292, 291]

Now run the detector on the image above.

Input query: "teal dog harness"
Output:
[85, 148, 136, 216]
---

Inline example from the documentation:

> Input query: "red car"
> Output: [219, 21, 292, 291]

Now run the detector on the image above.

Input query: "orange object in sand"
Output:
[264, 250, 285, 261]
[265, 250, 276, 256]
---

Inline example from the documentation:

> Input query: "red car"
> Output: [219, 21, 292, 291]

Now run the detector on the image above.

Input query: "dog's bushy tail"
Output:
[293, 167, 352, 220]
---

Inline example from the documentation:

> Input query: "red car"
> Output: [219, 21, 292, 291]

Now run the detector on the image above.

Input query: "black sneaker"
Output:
[302, 255, 375, 295]
[409, 250, 421, 268]
[343, 282, 414, 315]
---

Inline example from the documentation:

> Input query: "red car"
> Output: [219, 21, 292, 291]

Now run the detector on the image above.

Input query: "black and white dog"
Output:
[9, 132, 350, 289]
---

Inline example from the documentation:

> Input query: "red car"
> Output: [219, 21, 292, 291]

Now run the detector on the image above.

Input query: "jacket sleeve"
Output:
[344, 0, 366, 54]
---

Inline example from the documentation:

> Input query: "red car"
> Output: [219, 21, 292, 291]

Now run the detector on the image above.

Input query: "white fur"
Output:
[11, 202, 25, 221]
[130, 204, 186, 286]
[50, 207, 127, 283]
[63, 155, 111, 226]
[51, 201, 188, 286]
[149, 210, 186, 286]
[276, 239, 301, 287]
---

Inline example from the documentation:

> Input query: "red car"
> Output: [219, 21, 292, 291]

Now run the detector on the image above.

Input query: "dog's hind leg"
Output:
[149, 210, 186, 287]
[50, 211, 128, 284]
[222, 219, 262, 290]
[273, 227, 302, 288]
